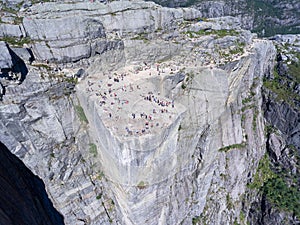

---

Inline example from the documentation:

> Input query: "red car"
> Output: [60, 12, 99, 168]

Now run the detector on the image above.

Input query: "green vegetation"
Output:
[218, 143, 245, 152]
[97, 171, 105, 180]
[184, 29, 239, 38]
[137, 181, 146, 189]
[75, 105, 89, 123]
[264, 176, 300, 217]
[242, 96, 253, 105]
[96, 194, 102, 200]
[192, 216, 201, 225]
[246, 0, 300, 36]
[248, 154, 275, 189]
[287, 52, 300, 84]
[33, 63, 51, 71]
[252, 108, 258, 131]
[241, 114, 246, 123]
[229, 41, 246, 55]
[1, 5, 18, 14]
[226, 194, 234, 210]
[184, 17, 211, 22]
[239, 211, 245, 224]
[264, 124, 277, 136]
[0, 36, 31, 47]
[263, 67, 300, 106]
[248, 154, 300, 217]
[65, 76, 78, 85]
[13, 16, 23, 25]
[89, 143, 97, 157]
[131, 33, 149, 42]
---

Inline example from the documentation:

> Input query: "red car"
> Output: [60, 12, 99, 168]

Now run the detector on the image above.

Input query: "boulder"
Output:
[0, 41, 13, 70]
[23, 17, 105, 41]
[11, 47, 34, 63]
[0, 24, 23, 38]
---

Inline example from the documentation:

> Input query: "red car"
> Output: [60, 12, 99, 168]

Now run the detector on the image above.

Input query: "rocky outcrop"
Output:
[0, 41, 13, 70]
[148, 0, 300, 37]
[0, 1, 294, 225]
[0, 141, 64, 225]
[248, 34, 300, 225]
[16, 1, 201, 63]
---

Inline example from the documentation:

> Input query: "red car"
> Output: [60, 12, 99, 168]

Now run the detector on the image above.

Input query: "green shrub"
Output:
[0, 36, 31, 47]
[192, 216, 201, 225]
[89, 143, 97, 157]
[75, 105, 88, 123]
[248, 154, 300, 217]
[264, 176, 300, 217]
[96, 194, 102, 200]
[218, 143, 245, 152]
[137, 181, 146, 189]
[248, 154, 275, 189]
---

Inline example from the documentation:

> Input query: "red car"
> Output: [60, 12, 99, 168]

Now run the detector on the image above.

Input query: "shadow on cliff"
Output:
[0, 142, 64, 225]
[0, 46, 29, 83]
[9, 46, 29, 82]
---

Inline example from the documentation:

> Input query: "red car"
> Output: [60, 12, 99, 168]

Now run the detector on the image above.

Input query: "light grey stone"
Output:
[0, 1, 284, 225]
[11, 47, 33, 63]
[0, 41, 13, 70]
[0, 24, 23, 38]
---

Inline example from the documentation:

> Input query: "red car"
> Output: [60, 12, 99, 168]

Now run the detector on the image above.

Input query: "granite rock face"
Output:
[0, 1, 292, 225]
[0, 41, 13, 70]
[148, 0, 300, 37]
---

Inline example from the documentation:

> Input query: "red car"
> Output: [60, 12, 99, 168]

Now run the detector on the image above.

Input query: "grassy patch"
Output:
[218, 143, 246, 152]
[287, 52, 300, 84]
[252, 108, 259, 131]
[13, 16, 23, 25]
[137, 181, 146, 189]
[96, 171, 105, 180]
[89, 143, 97, 157]
[131, 33, 149, 42]
[192, 216, 201, 225]
[242, 96, 253, 105]
[184, 29, 239, 38]
[248, 154, 275, 189]
[249, 153, 300, 216]
[263, 68, 300, 106]
[0, 36, 31, 47]
[75, 105, 88, 123]
[264, 176, 300, 217]
[33, 63, 51, 71]
[1, 5, 18, 14]
[226, 194, 234, 210]
[64, 77, 78, 85]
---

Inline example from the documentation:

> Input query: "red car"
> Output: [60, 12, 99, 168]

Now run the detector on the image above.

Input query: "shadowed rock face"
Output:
[0, 141, 64, 225]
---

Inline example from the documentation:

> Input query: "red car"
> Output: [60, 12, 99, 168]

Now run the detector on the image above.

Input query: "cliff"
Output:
[0, 1, 298, 225]
[146, 0, 300, 37]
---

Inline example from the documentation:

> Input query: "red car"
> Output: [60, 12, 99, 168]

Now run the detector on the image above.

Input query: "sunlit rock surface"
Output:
[0, 1, 282, 224]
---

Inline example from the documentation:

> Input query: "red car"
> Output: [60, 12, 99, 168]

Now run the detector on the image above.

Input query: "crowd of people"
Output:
[85, 63, 179, 138]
